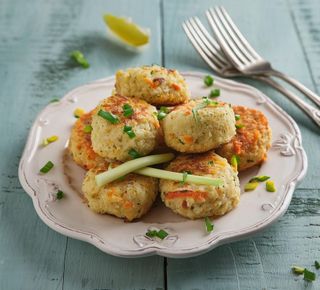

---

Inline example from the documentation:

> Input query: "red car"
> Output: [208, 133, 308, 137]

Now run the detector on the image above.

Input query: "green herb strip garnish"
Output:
[157, 106, 169, 120]
[83, 125, 93, 133]
[209, 89, 220, 98]
[128, 148, 141, 159]
[235, 124, 245, 129]
[123, 125, 136, 138]
[303, 269, 316, 282]
[181, 171, 192, 184]
[50, 98, 60, 103]
[231, 155, 239, 169]
[145, 229, 169, 240]
[123, 104, 134, 117]
[244, 182, 259, 192]
[98, 109, 119, 124]
[204, 217, 214, 233]
[266, 180, 276, 192]
[40, 161, 54, 174]
[315, 261, 320, 270]
[70, 50, 90, 68]
[56, 190, 64, 200]
[204, 75, 214, 87]
[249, 175, 270, 183]
[235, 114, 241, 121]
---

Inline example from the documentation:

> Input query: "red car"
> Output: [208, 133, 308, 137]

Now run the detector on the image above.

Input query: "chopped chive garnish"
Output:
[157, 106, 169, 120]
[74, 108, 85, 118]
[181, 171, 189, 184]
[157, 229, 169, 240]
[315, 261, 320, 270]
[56, 190, 64, 200]
[123, 104, 134, 117]
[209, 89, 220, 98]
[266, 180, 276, 192]
[292, 266, 305, 275]
[40, 161, 54, 174]
[98, 109, 119, 124]
[123, 125, 136, 138]
[303, 268, 316, 282]
[128, 148, 141, 159]
[235, 114, 241, 121]
[204, 217, 214, 233]
[244, 182, 259, 192]
[204, 75, 214, 86]
[249, 175, 270, 183]
[230, 155, 239, 170]
[84, 125, 93, 133]
[145, 229, 168, 240]
[42, 135, 58, 146]
[235, 124, 245, 129]
[50, 98, 60, 103]
[70, 50, 90, 68]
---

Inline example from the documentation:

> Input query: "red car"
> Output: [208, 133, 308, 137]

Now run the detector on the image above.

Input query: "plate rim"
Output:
[18, 71, 308, 258]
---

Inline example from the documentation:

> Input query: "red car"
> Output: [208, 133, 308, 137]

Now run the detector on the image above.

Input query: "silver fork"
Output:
[183, 17, 320, 127]
[207, 6, 320, 108]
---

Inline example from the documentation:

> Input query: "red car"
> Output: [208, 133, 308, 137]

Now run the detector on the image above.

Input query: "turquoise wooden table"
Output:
[1, 0, 320, 289]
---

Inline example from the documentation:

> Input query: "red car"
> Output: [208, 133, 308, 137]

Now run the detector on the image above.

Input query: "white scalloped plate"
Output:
[19, 72, 307, 258]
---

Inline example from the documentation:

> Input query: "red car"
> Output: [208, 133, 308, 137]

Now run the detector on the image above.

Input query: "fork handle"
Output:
[267, 69, 320, 107]
[255, 76, 320, 127]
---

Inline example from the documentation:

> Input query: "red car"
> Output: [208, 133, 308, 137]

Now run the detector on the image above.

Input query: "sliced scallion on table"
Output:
[209, 89, 220, 98]
[292, 266, 305, 275]
[70, 50, 90, 68]
[266, 180, 276, 192]
[145, 229, 168, 240]
[56, 190, 64, 200]
[249, 175, 270, 183]
[98, 109, 119, 124]
[204, 75, 214, 86]
[315, 261, 320, 270]
[95, 153, 175, 187]
[40, 161, 54, 174]
[303, 269, 316, 282]
[244, 182, 259, 192]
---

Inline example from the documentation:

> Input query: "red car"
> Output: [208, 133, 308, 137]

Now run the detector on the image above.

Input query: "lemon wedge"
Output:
[103, 14, 150, 47]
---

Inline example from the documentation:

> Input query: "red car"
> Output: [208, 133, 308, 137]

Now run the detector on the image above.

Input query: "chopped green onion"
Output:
[145, 229, 169, 240]
[235, 114, 241, 121]
[180, 171, 189, 184]
[123, 104, 134, 117]
[235, 124, 245, 129]
[146, 230, 158, 238]
[56, 190, 64, 200]
[315, 261, 320, 270]
[70, 50, 90, 68]
[249, 175, 270, 183]
[304, 268, 316, 282]
[157, 229, 169, 240]
[208, 160, 214, 165]
[204, 217, 214, 233]
[209, 89, 220, 98]
[266, 180, 276, 192]
[135, 167, 223, 186]
[204, 75, 214, 86]
[230, 155, 239, 170]
[84, 125, 93, 133]
[50, 98, 60, 103]
[123, 125, 136, 138]
[292, 266, 305, 275]
[95, 153, 175, 187]
[42, 135, 58, 146]
[40, 161, 54, 174]
[157, 106, 169, 120]
[98, 109, 119, 124]
[244, 182, 259, 192]
[128, 148, 141, 159]
[178, 138, 185, 144]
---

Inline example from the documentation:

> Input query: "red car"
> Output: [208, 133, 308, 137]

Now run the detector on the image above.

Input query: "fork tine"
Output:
[182, 21, 222, 73]
[189, 17, 228, 68]
[214, 6, 257, 63]
[206, 8, 245, 68]
[219, 6, 262, 61]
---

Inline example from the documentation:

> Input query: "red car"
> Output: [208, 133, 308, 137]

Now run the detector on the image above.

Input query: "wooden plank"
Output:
[0, 192, 67, 290]
[0, 0, 165, 289]
[166, 189, 320, 290]
[162, 0, 320, 189]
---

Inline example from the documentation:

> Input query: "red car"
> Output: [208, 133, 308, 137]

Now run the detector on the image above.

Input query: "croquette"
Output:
[160, 151, 240, 219]
[68, 110, 106, 170]
[162, 99, 236, 153]
[115, 65, 190, 106]
[216, 106, 272, 171]
[91, 94, 161, 161]
[82, 163, 159, 221]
